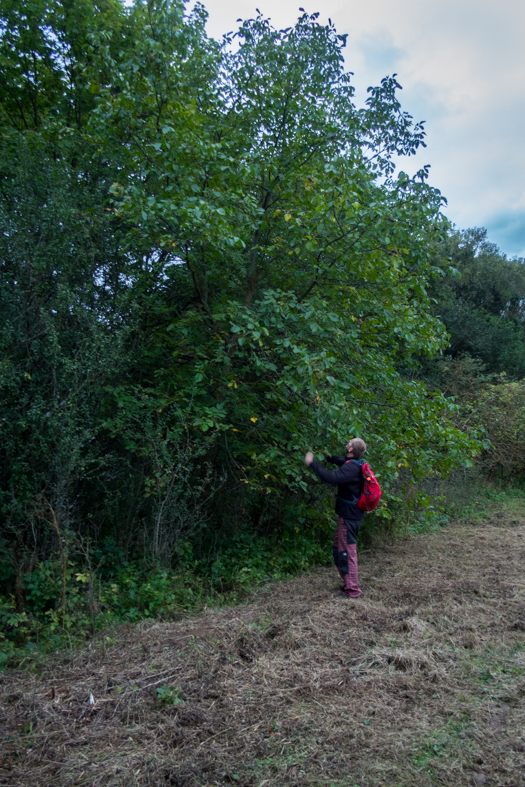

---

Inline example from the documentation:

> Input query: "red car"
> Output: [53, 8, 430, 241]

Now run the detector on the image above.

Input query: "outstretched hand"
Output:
[304, 451, 314, 467]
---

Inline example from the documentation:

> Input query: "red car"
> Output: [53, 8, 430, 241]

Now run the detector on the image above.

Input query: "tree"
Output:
[430, 228, 525, 377]
[89, 4, 478, 529]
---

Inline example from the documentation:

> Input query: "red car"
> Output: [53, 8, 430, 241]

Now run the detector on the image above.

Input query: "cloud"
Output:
[485, 210, 525, 259]
[352, 30, 405, 81]
[195, 0, 525, 257]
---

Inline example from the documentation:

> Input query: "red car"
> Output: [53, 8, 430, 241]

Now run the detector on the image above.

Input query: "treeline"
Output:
[0, 0, 523, 660]
[422, 229, 525, 480]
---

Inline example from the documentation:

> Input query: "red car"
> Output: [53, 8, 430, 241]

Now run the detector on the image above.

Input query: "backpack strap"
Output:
[337, 495, 359, 505]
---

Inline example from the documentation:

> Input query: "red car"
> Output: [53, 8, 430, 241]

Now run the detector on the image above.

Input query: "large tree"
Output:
[92, 6, 476, 500]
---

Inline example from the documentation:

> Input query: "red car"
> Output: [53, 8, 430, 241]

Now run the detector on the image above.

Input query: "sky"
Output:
[193, 0, 525, 258]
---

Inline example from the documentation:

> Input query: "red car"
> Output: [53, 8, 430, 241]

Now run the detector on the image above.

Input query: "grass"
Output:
[1, 495, 525, 786]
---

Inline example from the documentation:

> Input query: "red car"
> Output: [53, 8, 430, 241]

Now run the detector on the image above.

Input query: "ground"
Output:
[1, 504, 525, 787]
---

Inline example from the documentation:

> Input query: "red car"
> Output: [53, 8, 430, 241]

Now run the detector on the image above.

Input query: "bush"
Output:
[471, 381, 525, 478]
[0, 515, 332, 668]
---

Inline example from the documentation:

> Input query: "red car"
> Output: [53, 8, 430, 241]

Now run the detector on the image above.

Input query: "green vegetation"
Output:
[430, 228, 525, 378]
[0, 0, 523, 664]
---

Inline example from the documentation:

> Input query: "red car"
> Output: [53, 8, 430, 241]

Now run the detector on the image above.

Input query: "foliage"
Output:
[429, 228, 525, 377]
[156, 683, 184, 706]
[416, 351, 525, 481]
[467, 380, 525, 478]
[0, 0, 131, 129]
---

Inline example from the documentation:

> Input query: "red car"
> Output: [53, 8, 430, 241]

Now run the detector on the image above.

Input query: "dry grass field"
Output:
[1, 504, 525, 787]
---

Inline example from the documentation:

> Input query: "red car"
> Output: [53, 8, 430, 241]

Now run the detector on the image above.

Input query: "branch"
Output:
[297, 221, 373, 302]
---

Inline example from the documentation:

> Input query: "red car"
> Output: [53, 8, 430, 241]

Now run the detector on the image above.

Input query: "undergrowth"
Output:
[3, 475, 524, 670]
[0, 525, 331, 669]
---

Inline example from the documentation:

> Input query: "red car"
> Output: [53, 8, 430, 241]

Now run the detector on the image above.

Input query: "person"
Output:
[305, 438, 367, 598]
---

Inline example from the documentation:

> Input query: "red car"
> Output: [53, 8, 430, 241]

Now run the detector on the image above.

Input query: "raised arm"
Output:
[309, 459, 352, 486]
[326, 455, 346, 466]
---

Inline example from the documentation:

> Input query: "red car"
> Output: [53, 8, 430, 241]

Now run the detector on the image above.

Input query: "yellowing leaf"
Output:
[250, 417, 258, 423]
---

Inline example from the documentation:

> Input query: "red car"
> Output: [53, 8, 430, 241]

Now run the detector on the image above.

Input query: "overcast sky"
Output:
[193, 0, 525, 258]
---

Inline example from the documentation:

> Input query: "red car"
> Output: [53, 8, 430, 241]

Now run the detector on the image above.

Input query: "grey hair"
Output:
[350, 438, 366, 458]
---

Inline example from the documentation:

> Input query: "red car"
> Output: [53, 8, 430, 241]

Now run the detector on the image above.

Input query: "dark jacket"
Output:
[309, 455, 365, 521]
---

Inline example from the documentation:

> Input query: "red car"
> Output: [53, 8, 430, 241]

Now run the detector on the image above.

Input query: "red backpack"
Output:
[357, 461, 381, 512]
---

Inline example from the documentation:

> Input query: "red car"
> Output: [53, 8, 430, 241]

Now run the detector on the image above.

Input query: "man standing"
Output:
[305, 438, 367, 598]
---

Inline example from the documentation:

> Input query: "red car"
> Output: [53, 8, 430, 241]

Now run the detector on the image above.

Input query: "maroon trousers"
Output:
[333, 516, 362, 598]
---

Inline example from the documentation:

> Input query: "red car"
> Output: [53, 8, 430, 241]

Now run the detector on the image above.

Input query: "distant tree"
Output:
[431, 228, 525, 377]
